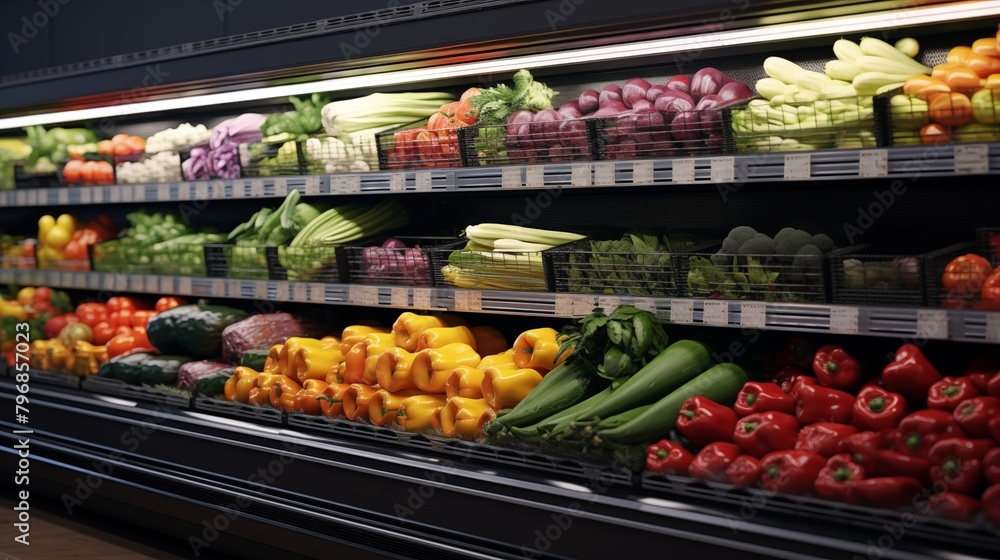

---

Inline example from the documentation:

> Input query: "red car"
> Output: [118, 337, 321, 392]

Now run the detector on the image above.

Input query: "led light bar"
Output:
[0, 0, 997, 130]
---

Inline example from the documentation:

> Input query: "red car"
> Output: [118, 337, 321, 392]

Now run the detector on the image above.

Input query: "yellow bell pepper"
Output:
[445, 366, 485, 399]
[478, 349, 517, 370]
[227, 366, 261, 403]
[336, 341, 366, 384]
[433, 397, 495, 440]
[416, 326, 477, 351]
[268, 375, 303, 411]
[321, 335, 340, 345]
[363, 333, 398, 385]
[343, 384, 379, 421]
[16, 287, 35, 306]
[470, 325, 508, 356]
[0, 300, 28, 321]
[375, 347, 417, 392]
[397, 395, 448, 432]
[392, 312, 466, 351]
[411, 343, 481, 393]
[71, 341, 108, 377]
[249, 372, 285, 406]
[291, 343, 344, 384]
[48, 341, 74, 372]
[292, 379, 329, 416]
[264, 344, 283, 374]
[339, 324, 389, 355]
[319, 383, 351, 418]
[30, 340, 54, 370]
[512, 328, 569, 373]
[368, 389, 423, 426]
[278, 337, 339, 377]
[482, 367, 544, 410]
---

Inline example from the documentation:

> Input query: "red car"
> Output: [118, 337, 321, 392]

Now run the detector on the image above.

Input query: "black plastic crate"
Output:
[977, 227, 1000, 267]
[459, 118, 600, 167]
[728, 95, 880, 153]
[830, 242, 973, 307]
[344, 235, 458, 286]
[429, 240, 552, 291]
[376, 127, 464, 170]
[881, 86, 1000, 147]
[238, 139, 306, 178]
[595, 106, 736, 159]
[302, 134, 380, 174]
[204, 243, 288, 280]
[679, 242, 863, 303]
[545, 236, 717, 297]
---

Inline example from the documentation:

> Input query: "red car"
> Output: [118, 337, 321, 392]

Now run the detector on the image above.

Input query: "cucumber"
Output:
[146, 304, 249, 359]
[98, 353, 194, 386]
[487, 358, 596, 433]
[593, 362, 749, 445]
[240, 349, 269, 371]
[194, 370, 234, 397]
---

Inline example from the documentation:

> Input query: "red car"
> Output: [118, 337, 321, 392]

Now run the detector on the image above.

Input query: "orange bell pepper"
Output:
[291, 343, 343, 384]
[445, 366, 485, 399]
[947, 46, 973, 65]
[264, 344, 282, 374]
[929, 92, 973, 127]
[228, 366, 261, 403]
[268, 375, 303, 411]
[511, 328, 569, 373]
[343, 384, 380, 421]
[392, 312, 465, 351]
[368, 389, 422, 426]
[319, 383, 351, 418]
[292, 379, 329, 415]
[433, 397, 495, 440]
[375, 348, 417, 392]
[968, 52, 1000, 78]
[975, 37, 999, 57]
[416, 326, 477, 351]
[935, 65, 982, 90]
[249, 372, 285, 406]
[470, 325, 508, 356]
[411, 343, 481, 393]
[903, 75, 950, 101]
[336, 341, 367, 384]
[339, 324, 389, 355]
[482, 367, 544, 410]
[362, 333, 398, 385]
[397, 395, 448, 432]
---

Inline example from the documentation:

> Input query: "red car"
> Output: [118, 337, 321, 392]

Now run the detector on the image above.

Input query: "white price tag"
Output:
[670, 300, 694, 324]
[132, 275, 145, 292]
[633, 297, 657, 314]
[121, 185, 134, 203]
[292, 283, 309, 302]
[273, 177, 288, 197]
[672, 159, 696, 183]
[361, 286, 379, 306]
[92, 188, 105, 203]
[740, 302, 767, 329]
[176, 276, 192, 295]
[711, 157, 735, 183]
[196, 182, 209, 200]
[157, 184, 170, 201]
[389, 173, 406, 192]
[830, 306, 860, 334]
[210, 279, 226, 297]
[415, 171, 433, 191]
[784, 153, 811, 180]
[916, 309, 949, 340]
[58, 189, 69, 205]
[160, 276, 176, 294]
[594, 162, 616, 185]
[348, 285, 362, 304]
[525, 165, 544, 188]
[859, 149, 888, 178]
[955, 144, 989, 174]
[109, 187, 122, 203]
[305, 176, 321, 196]
[454, 290, 482, 312]
[14, 191, 27, 206]
[571, 163, 592, 187]
[632, 161, 654, 184]
[554, 294, 575, 317]
[598, 296, 621, 314]
[59, 271, 72, 288]
[27, 190, 40, 205]
[572, 295, 596, 316]
[702, 300, 730, 326]
[391, 287, 409, 308]
[309, 283, 326, 302]
[79, 188, 93, 204]
[987, 313, 1000, 343]
[275, 282, 290, 301]
[502, 167, 521, 189]
[251, 180, 264, 198]
[412, 288, 433, 309]
[255, 281, 269, 300]
[331, 174, 361, 194]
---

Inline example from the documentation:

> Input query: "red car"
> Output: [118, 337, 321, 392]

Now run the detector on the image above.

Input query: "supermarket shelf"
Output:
[2, 144, 998, 207]
[4, 268, 998, 343]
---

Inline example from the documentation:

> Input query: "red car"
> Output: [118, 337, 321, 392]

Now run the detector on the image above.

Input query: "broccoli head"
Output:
[726, 226, 757, 247]
[811, 234, 835, 253]
[738, 233, 775, 256]
[774, 229, 812, 257]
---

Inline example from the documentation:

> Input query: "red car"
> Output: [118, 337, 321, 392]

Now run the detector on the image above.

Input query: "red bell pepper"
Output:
[927, 376, 981, 411]
[983, 268, 1000, 311]
[928, 437, 995, 495]
[983, 447, 1000, 485]
[688, 442, 742, 483]
[881, 344, 942, 405]
[926, 492, 981, 521]
[989, 372, 1000, 398]
[814, 453, 866, 503]
[852, 386, 908, 431]
[983, 483, 1000, 528]
[873, 449, 931, 484]
[725, 455, 762, 487]
[792, 379, 855, 424]
[990, 415, 1000, 443]
[840, 430, 891, 472]
[772, 367, 808, 394]
[891, 410, 966, 458]
[963, 351, 1000, 393]
[812, 345, 861, 390]
[795, 422, 859, 457]
[847, 476, 924, 508]
[953, 396, 1000, 438]
[759, 450, 826, 495]
[732, 411, 799, 458]
[733, 382, 795, 417]
[645, 440, 694, 475]
[676, 396, 739, 448]
[775, 337, 813, 371]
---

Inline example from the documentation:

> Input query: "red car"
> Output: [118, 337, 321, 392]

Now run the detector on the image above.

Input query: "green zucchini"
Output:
[594, 362, 749, 445]
[240, 349, 270, 371]
[487, 358, 596, 433]
[98, 352, 194, 386]
[146, 304, 249, 359]
[194, 370, 234, 397]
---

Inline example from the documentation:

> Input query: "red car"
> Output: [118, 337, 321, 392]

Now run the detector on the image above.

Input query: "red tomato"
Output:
[106, 297, 138, 313]
[33, 286, 53, 304]
[155, 297, 187, 312]
[63, 160, 84, 183]
[75, 302, 109, 328]
[130, 310, 157, 329]
[91, 321, 117, 346]
[109, 309, 133, 329]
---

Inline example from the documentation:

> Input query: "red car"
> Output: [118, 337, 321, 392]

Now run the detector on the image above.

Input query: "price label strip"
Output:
[672, 159, 696, 183]
[598, 296, 621, 314]
[391, 287, 409, 308]
[632, 297, 657, 315]
[859, 149, 888, 178]
[389, 173, 406, 192]
[273, 178, 288, 197]
[710, 157, 735, 183]
[454, 290, 482, 312]
[554, 295, 575, 317]
[525, 165, 545, 188]
[986, 313, 1000, 343]
[361, 286, 380, 306]
[916, 309, 949, 340]
[292, 283, 309, 302]
[309, 283, 326, 303]
[594, 162, 616, 186]
[176, 277, 192, 295]
[412, 288, 433, 309]
[331, 174, 361, 194]
[740, 302, 767, 329]
[501, 167, 521, 189]
[702, 300, 730, 326]
[571, 163, 592, 187]
[954, 144, 989, 175]
[830, 306, 860, 334]
[305, 176, 321, 196]
[670, 299, 695, 324]
[784, 153, 811, 180]
[415, 172, 433, 191]
[632, 161, 654, 185]
[275, 282, 290, 302]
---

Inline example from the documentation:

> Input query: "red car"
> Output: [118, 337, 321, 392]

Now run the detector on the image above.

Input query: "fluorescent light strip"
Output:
[1, 1, 997, 130]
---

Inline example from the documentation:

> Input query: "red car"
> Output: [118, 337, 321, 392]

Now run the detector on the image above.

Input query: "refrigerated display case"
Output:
[2, 1, 1000, 559]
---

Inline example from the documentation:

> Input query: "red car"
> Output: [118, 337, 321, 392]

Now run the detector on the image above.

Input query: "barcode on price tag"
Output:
[916, 309, 949, 339]
[955, 144, 989, 174]
[711, 157, 735, 183]
[598, 296, 621, 314]
[331, 174, 361, 194]
[594, 162, 616, 185]
[702, 300, 730, 325]
[670, 300, 694, 324]
[415, 172, 433, 191]
[389, 173, 406, 192]
[554, 295, 575, 317]
[454, 291, 482, 312]
[633, 297, 657, 314]
[740, 302, 767, 328]
[571, 163, 592, 187]
[987, 314, 1000, 343]
[502, 167, 521, 189]
[413, 288, 432, 309]
[784, 154, 811, 180]
[632, 161, 654, 184]
[391, 287, 409, 308]
[859, 149, 888, 178]
[830, 306, 859, 333]
[672, 159, 696, 183]
[309, 283, 326, 302]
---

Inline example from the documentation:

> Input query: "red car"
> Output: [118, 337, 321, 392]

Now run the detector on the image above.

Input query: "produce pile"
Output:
[91, 211, 223, 276]
[183, 114, 265, 180]
[384, 88, 479, 169]
[1, 286, 73, 367]
[35, 213, 118, 270]
[350, 237, 434, 285]
[940, 253, 1000, 310]
[144, 123, 211, 154]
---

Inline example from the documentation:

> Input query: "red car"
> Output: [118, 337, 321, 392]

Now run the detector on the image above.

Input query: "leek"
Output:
[320, 93, 455, 136]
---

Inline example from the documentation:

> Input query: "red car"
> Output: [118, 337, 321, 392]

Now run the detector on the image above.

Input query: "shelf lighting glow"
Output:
[0, 1, 997, 130]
